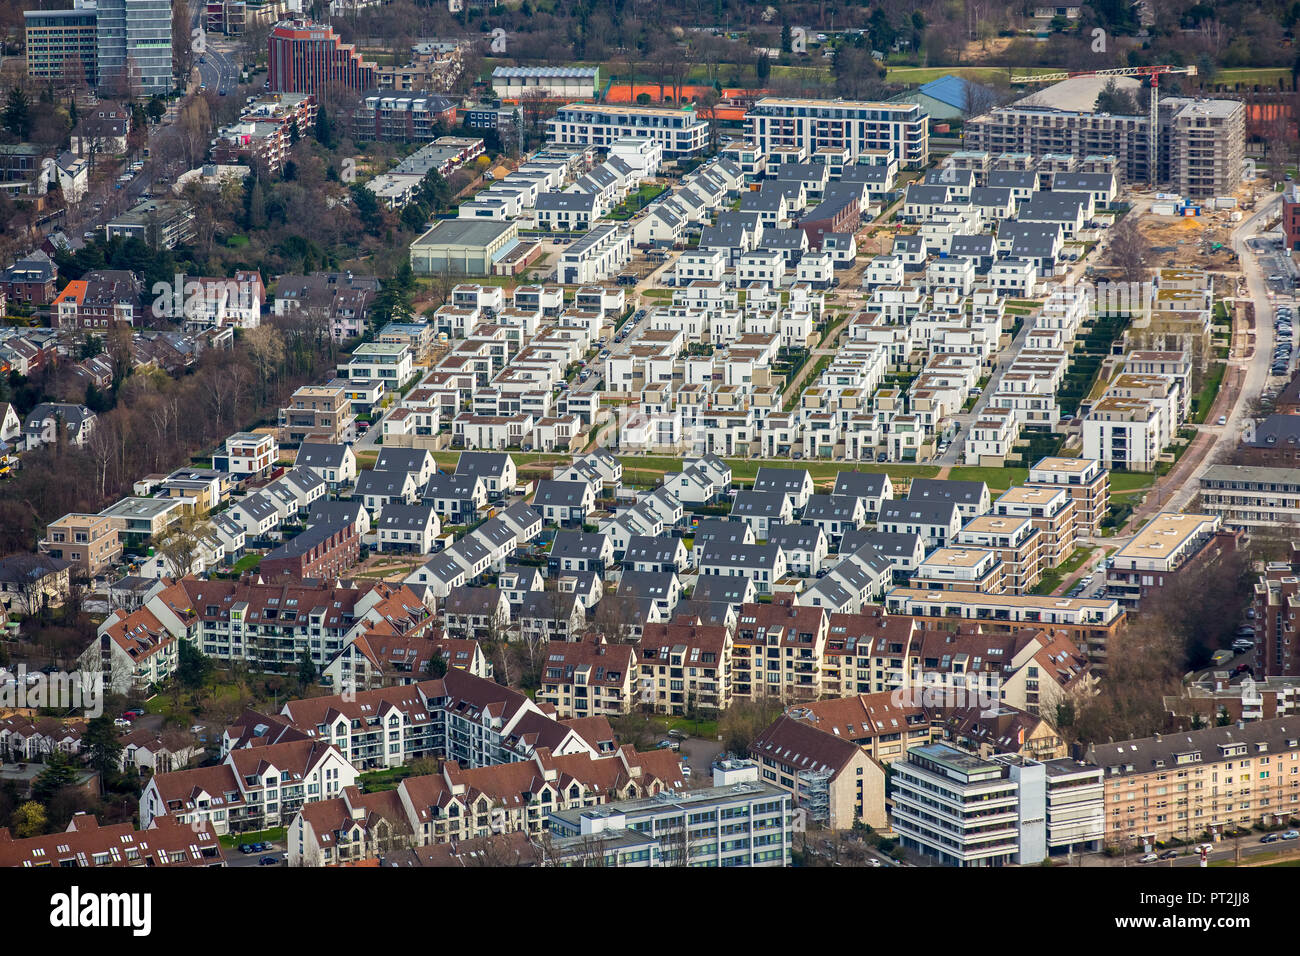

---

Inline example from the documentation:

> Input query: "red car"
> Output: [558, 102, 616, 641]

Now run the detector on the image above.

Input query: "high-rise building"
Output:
[267, 20, 377, 94]
[24, 3, 99, 86]
[96, 0, 173, 96]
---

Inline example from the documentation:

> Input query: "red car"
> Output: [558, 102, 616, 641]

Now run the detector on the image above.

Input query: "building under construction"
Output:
[964, 93, 1245, 199]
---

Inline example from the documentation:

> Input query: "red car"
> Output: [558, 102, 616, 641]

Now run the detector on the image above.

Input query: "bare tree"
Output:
[1107, 218, 1150, 285]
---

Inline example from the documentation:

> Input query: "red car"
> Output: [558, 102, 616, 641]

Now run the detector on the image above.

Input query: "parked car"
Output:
[656, 740, 679, 751]
[1139, 852, 1158, 863]
[113, 718, 132, 729]
[238, 844, 255, 854]
[1260, 833, 1281, 843]
[1158, 849, 1178, 860]
[667, 729, 687, 740]
[1283, 830, 1300, 840]
[258, 855, 278, 865]
[1217, 415, 1228, 426]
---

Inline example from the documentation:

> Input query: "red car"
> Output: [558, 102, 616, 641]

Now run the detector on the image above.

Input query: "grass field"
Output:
[218, 827, 286, 850]
[1191, 362, 1228, 424]
[885, 65, 1060, 84]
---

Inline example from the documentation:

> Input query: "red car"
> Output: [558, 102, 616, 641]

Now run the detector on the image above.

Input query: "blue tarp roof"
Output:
[918, 75, 976, 110]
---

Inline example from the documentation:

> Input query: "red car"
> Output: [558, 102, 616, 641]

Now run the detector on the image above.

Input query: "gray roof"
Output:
[986, 169, 1038, 190]
[752, 467, 811, 494]
[839, 529, 923, 558]
[691, 573, 752, 604]
[908, 478, 988, 507]
[969, 186, 1014, 207]
[699, 541, 783, 569]
[616, 570, 677, 599]
[1244, 414, 1300, 448]
[355, 470, 412, 498]
[376, 503, 438, 531]
[550, 531, 609, 560]
[623, 535, 683, 565]
[455, 451, 513, 478]
[948, 233, 996, 258]
[802, 494, 863, 521]
[693, 519, 751, 549]
[731, 490, 790, 516]
[765, 522, 824, 551]
[1086, 717, 1300, 777]
[295, 443, 350, 470]
[422, 472, 483, 502]
[373, 448, 433, 476]
[535, 479, 591, 506]
[832, 471, 889, 499]
[879, 500, 961, 525]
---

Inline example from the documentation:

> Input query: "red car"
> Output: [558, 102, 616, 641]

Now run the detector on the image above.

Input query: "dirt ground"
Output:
[1137, 183, 1265, 272]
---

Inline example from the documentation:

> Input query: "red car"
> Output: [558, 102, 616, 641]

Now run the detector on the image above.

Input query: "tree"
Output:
[12, 801, 47, 838]
[1107, 217, 1150, 284]
[1094, 78, 1141, 115]
[3, 86, 31, 139]
[178, 638, 212, 689]
[155, 516, 205, 578]
[719, 698, 786, 756]
[297, 649, 317, 692]
[32, 750, 78, 804]
[82, 716, 124, 779]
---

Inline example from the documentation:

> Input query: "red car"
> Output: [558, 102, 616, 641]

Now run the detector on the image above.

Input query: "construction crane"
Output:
[1008, 65, 1198, 186]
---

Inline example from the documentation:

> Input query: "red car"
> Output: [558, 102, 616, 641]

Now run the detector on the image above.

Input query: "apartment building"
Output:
[1088, 718, 1300, 847]
[39, 512, 122, 577]
[96, 0, 172, 95]
[964, 97, 1244, 196]
[884, 589, 1125, 669]
[636, 619, 733, 716]
[278, 383, 354, 446]
[536, 639, 638, 719]
[547, 103, 710, 159]
[1025, 456, 1110, 538]
[1254, 546, 1300, 678]
[911, 547, 1006, 595]
[140, 738, 358, 835]
[212, 431, 278, 478]
[744, 98, 929, 168]
[992, 485, 1077, 567]
[1105, 511, 1231, 611]
[955, 515, 1046, 594]
[731, 600, 830, 702]
[1198, 465, 1300, 534]
[750, 714, 887, 829]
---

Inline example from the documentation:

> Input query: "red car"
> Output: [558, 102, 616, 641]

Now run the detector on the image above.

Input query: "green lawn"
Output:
[218, 826, 286, 850]
[358, 766, 422, 792]
[232, 554, 261, 574]
[886, 66, 1060, 85]
[1109, 471, 1156, 493]
[947, 466, 1028, 490]
[1191, 362, 1228, 424]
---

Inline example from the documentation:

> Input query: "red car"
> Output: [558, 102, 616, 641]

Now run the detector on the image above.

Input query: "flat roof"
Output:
[412, 219, 515, 248]
[1114, 512, 1219, 561]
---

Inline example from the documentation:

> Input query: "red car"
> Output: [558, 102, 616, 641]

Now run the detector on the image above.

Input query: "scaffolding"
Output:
[796, 766, 833, 825]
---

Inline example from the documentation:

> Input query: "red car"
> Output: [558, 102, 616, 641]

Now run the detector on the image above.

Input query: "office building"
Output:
[96, 0, 172, 96]
[268, 20, 377, 94]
